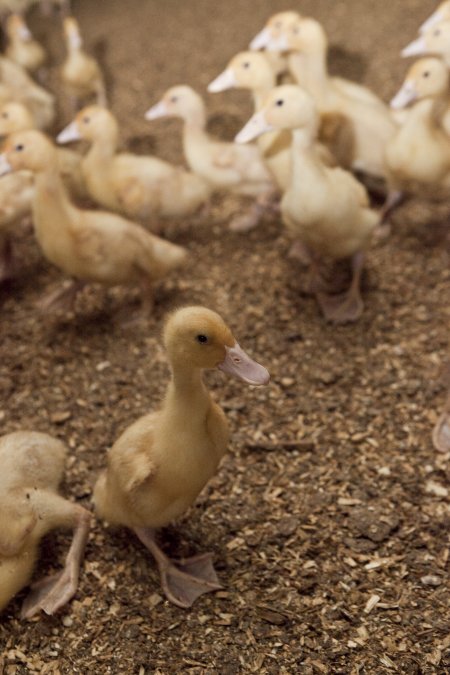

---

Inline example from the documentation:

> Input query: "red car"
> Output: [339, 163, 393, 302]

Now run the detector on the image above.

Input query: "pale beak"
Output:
[218, 343, 270, 386]
[401, 36, 427, 58]
[145, 101, 169, 121]
[208, 68, 237, 93]
[390, 81, 417, 109]
[57, 121, 81, 144]
[235, 110, 274, 143]
[420, 10, 444, 33]
[0, 154, 12, 177]
[250, 26, 273, 50]
[18, 25, 32, 41]
[68, 32, 82, 50]
[265, 34, 290, 52]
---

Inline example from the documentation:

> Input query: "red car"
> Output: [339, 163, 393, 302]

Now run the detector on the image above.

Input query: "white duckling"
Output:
[386, 58, 450, 202]
[57, 105, 211, 228]
[403, 19, 450, 67]
[5, 14, 46, 75]
[433, 391, 450, 452]
[0, 130, 187, 312]
[0, 56, 54, 129]
[249, 10, 301, 82]
[236, 85, 380, 323]
[146, 85, 275, 231]
[94, 306, 269, 608]
[0, 431, 90, 618]
[419, 1, 450, 33]
[0, 101, 86, 200]
[61, 17, 106, 109]
[263, 17, 397, 178]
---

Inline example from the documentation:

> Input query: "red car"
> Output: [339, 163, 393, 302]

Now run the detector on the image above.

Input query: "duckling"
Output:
[5, 14, 46, 75]
[419, 1, 450, 33]
[249, 10, 301, 51]
[57, 105, 211, 228]
[433, 391, 450, 452]
[236, 85, 380, 323]
[61, 17, 106, 109]
[0, 57, 54, 129]
[94, 306, 269, 607]
[0, 130, 187, 312]
[0, 101, 86, 200]
[402, 19, 450, 66]
[386, 58, 450, 202]
[146, 85, 275, 231]
[0, 431, 90, 618]
[262, 17, 397, 178]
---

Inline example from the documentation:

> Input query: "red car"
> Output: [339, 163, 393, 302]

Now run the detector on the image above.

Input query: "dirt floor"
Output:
[0, 0, 449, 672]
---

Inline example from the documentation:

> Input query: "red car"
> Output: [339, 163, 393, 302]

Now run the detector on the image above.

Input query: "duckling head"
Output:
[403, 20, 450, 58]
[266, 17, 327, 54]
[0, 129, 56, 175]
[63, 16, 83, 51]
[0, 102, 34, 137]
[164, 306, 270, 385]
[250, 11, 301, 50]
[208, 51, 274, 93]
[235, 84, 318, 143]
[391, 57, 449, 109]
[145, 86, 205, 126]
[6, 14, 32, 43]
[419, 1, 450, 33]
[57, 105, 118, 145]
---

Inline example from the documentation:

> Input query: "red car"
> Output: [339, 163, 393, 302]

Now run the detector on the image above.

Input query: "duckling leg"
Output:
[377, 190, 404, 237]
[432, 391, 450, 453]
[134, 527, 223, 608]
[21, 496, 90, 619]
[288, 239, 312, 266]
[229, 188, 279, 232]
[316, 251, 365, 324]
[38, 279, 85, 313]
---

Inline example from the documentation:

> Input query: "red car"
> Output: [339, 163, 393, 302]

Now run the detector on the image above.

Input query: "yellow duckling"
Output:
[236, 85, 379, 324]
[0, 431, 90, 618]
[94, 306, 269, 607]
[61, 17, 106, 109]
[386, 58, 450, 202]
[403, 19, 450, 66]
[0, 101, 86, 200]
[419, 1, 450, 33]
[0, 56, 54, 129]
[5, 14, 46, 75]
[57, 105, 211, 228]
[433, 390, 450, 452]
[262, 17, 397, 178]
[146, 85, 275, 231]
[249, 10, 301, 51]
[0, 130, 187, 312]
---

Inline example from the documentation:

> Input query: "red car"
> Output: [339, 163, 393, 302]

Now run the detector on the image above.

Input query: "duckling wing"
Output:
[0, 509, 37, 557]
[211, 141, 271, 183]
[329, 166, 370, 208]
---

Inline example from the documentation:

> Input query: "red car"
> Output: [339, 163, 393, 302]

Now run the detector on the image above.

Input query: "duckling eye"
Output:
[15, 143, 24, 151]
[423, 71, 430, 78]
[274, 21, 281, 28]
[276, 99, 284, 106]
[170, 96, 178, 103]
[196, 334, 208, 344]
[83, 116, 90, 124]
[1, 112, 8, 119]
[243, 62, 250, 69]
[434, 29, 441, 36]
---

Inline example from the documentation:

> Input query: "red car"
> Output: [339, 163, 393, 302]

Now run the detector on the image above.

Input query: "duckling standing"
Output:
[146, 85, 275, 231]
[94, 306, 269, 608]
[0, 130, 187, 312]
[5, 14, 46, 75]
[236, 85, 380, 323]
[0, 431, 90, 618]
[57, 105, 211, 227]
[61, 17, 106, 109]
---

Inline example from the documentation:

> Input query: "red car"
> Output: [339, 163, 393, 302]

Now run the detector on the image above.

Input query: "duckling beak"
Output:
[145, 101, 168, 121]
[390, 81, 417, 109]
[218, 343, 270, 386]
[18, 24, 32, 41]
[250, 27, 273, 50]
[235, 111, 274, 143]
[57, 121, 81, 144]
[265, 34, 289, 52]
[0, 154, 12, 176]
[420, 10, 444, 33]
[401, 36, 427, 58]
[208, 68, 237, 93]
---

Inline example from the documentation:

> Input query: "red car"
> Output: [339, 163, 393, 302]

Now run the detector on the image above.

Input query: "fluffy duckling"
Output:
[249, 10, 301, 51]
[57, 105, 211, 227]
[0, 431, 90, 618]
[419, 1, 450, 32]
[262, 17, 397, 178]
[61, 17, 106, 109]
[94, 306, 269, 607]
[386, 58, 450, 202]
[0, 101, 86, 200]
[236, 85, 379, 323]
[0, 130, 187, 311]
[433, 391, 450, 452]
[146, 85, 275, 231]
[0, 57, 54, 129]
[403, 19, 450, 66]
[5, 14, 46, 75]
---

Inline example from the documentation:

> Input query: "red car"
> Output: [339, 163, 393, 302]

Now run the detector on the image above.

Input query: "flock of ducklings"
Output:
[0, 2, 449, 620]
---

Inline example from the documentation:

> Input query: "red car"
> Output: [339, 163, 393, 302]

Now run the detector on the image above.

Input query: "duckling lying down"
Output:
[94, 307, 269, 608]
[0, 431, 90, 618]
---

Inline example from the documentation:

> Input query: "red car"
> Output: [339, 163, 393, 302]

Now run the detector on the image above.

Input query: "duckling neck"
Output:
[162, 365, 212, 425]
[290, 125, 324, 186]
[290, 49, 329, 102]
[85, 126, 119, 165]
[182, 107, 210, 173]
[33, 166, 78, 243]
